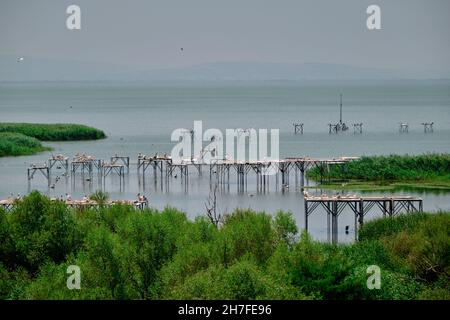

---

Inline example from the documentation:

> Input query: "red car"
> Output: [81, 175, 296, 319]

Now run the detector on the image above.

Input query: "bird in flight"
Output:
[17, 57, 24, 62]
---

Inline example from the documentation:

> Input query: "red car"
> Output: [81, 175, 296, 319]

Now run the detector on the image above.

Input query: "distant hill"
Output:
[0, 56, 448, 81]
[145, 62, 399, 80]
[0, 55, 140, 82]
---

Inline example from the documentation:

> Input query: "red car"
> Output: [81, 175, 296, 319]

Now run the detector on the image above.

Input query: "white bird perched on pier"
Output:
[17, 57, 24, 62]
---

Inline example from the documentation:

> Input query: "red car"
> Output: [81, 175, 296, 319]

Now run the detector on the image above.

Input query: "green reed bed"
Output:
[307, 154, 450, 189]
[0, 123, 106, 157]
[0, 123, 106, 141]
[0, 132, 51, 157]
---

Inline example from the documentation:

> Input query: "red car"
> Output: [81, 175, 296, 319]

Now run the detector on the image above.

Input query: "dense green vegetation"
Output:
[0, 123, 106, 157]
[308, 154, 450, 189]
[0, 132, 51, 157]
[0, 123, 106, 141]
[0, 192, 448, 300]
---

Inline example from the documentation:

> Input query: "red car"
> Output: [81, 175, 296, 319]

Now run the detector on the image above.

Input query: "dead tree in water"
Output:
[204, 183, 223, 228]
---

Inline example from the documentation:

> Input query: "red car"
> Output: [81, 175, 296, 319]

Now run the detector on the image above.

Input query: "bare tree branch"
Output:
[204, 183, 222, 228]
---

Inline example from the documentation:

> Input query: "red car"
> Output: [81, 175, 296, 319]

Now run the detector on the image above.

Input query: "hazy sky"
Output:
[1, 0, 449, 73]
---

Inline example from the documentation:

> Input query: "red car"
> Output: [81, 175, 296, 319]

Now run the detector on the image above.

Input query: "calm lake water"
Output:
[1, 80, 450, 242]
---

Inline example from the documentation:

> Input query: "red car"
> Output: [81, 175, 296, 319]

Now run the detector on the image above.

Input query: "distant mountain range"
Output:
[1, 56, 448, 81]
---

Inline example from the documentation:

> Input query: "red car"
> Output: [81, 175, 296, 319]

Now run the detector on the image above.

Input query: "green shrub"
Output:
[220, 209, 275, 265]
[164, 259, 310, 300]
[6, 191, 81, 273]
[0, 192, 448, 300]
[379, 214, 450, 282]
[273, 211, 298, 247]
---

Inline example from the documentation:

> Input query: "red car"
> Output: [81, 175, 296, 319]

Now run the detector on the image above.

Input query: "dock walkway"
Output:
[304, 193, 423, 243]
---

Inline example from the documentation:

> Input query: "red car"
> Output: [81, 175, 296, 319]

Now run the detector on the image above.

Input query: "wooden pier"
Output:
[1, 198, 148, 211]
[23, 149, 364, 196]
[304, 193, 423, 244]
[48, 154, 69, 173]
[28, 154, 359, 193]
[71, 154, 102, 176]
[27, 163, 50, 185]
[26, 152, 361, 193]
[101, 163, 125, 183]
[353, 123, 363, 134]
[421, 122, 434, 133]
[126, 154, 360, 193]
[111, 155, 130, 172]
[0, 199, 15, 211]
[293, 123, 304, 134]
[138, 154, 173, 184]
[399, 123, 409, 133]
[65, 199, 148, 210]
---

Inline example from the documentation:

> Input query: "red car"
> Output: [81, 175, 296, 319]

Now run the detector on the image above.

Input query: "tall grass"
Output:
[308, 154, 450, 182]
[0, 132, 51, 157]
[0, 123, 106, 141]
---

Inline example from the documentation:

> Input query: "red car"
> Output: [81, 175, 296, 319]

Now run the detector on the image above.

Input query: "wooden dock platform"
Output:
[0, 199, 15, 211]
[304, 193, 423, 243]
[48, 154, 69, 172]
[111, 155, 130, 172]
[71, 154, 102, 176]
[1, 198, 149, 211]
[65, 199, 148, 210]
[27, 163, 50, 184]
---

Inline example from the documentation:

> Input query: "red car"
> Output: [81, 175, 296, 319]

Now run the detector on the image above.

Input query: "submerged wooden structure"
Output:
[304, 193, 423, 244]
[137, 156, 361, 193]
[26, 152, 362, 193]
[421, 122, 434, 133]
[293, 123, 304, 134]
[27, 164, 50, 185]
[0, 199, 15, 211]
[102, 163, 125, 179]
[111, 155, 130, 172]
[71, 154, 102, 176]
[48, 154, 69, 173]
[353, 123, 363, 134]
[399, 123, 409, 133]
